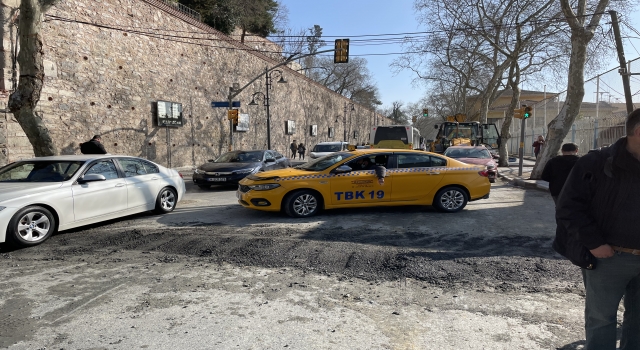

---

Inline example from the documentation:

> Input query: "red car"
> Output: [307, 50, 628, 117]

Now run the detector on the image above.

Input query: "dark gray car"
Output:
[193, 150, 290, 189]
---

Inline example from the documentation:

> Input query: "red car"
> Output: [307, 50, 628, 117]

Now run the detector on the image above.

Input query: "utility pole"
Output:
[609, 10, 634, 115]
[518, 105, 526, 177]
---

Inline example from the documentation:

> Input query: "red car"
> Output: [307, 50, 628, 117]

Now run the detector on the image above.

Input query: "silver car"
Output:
[309, 142, 349, 159]
[0, 155, 186, 247]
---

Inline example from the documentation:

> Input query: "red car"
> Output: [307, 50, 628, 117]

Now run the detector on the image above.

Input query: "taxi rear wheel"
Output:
[433, 186, 468, 213]
[283, 190, 321, 218]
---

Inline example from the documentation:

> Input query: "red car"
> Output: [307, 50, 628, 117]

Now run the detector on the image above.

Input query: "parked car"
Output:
[0, 155, 186, 247]
[443, 145, 498, 182]
[193, 150, 290, 188]
[237, 149, 491, 218]
[309, 142, 349, 159]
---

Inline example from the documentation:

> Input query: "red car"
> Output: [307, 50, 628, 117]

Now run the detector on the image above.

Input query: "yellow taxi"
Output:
[237, 149, 491, 217]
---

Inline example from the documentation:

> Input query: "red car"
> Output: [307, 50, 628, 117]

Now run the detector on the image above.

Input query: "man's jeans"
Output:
[582, 251, 640, 350]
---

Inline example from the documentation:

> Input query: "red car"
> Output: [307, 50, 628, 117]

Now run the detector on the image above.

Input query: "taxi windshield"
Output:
[296, 152, 352, 171]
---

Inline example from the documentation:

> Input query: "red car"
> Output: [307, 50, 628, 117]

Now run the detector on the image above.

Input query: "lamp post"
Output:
[248, 67, 287, 150]
[344, 102, 355, 142]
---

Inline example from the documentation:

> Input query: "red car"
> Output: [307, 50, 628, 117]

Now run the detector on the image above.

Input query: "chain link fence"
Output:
[507, 114, 627, 157]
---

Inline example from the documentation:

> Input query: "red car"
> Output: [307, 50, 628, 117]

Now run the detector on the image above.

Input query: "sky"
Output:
[277, 0, 640, 109]
[277, 0, 422, 109]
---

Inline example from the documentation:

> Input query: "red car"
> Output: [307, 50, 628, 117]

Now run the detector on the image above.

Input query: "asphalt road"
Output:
[0, 180, 590, 350]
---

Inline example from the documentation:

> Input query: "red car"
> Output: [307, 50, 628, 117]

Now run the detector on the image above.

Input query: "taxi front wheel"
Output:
[434, 186, 468, 213]
[283, 190, 321, 218]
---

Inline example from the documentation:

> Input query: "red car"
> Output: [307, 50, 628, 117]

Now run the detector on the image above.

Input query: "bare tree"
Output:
[8, 0, 58, 157]
[530, 0, 610, 178]
[310, 56, 381, 110]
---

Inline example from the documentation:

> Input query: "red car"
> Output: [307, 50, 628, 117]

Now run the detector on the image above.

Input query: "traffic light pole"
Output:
[518, 116, 526, 177]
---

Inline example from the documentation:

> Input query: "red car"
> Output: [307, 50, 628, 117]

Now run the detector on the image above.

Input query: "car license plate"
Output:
[208, 178, 226, 182]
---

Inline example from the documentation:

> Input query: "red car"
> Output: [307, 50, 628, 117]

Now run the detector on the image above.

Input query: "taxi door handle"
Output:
[427, 172, 440, 175]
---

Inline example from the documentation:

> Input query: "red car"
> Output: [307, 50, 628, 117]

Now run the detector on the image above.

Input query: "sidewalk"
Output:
[498, 161, 549, 192]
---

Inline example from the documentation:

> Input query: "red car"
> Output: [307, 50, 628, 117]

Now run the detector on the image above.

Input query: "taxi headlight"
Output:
[194, 168, 205, 174]
[249, 183, 280, 191]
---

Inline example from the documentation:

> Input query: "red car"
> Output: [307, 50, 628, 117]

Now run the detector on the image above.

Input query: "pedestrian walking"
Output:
[533, 135, 545, 158]
[297, 143, 306, 160]
[540, 142, 579, 204]
[554, 109, 640, 350]
[289, 140, 298, 159]
[80, 135, 107, 154]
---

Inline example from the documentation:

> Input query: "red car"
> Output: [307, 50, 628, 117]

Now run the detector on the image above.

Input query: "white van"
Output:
[309, 142, 349, 159]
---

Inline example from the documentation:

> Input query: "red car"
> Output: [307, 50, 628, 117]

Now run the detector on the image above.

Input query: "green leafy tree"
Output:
[179, 0, 280, 40]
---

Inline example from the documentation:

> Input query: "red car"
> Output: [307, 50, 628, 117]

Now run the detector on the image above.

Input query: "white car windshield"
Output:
[297, 152, 352, 171]
[0, 161, 85, 182]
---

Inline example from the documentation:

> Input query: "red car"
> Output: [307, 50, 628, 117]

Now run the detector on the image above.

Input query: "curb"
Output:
[498, 173, 549, 192]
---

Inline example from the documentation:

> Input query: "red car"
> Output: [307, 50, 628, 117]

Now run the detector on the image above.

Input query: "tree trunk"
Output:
[498, 61, 521, 167]
[8, 0, 57, 157]
[530, 32, 589, 178]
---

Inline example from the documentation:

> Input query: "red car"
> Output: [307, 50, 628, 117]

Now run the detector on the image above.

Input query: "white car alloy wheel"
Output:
[155, 187, 177, 214]
[9, 206, 56, 246]
[434, 187, 468, 213]
[18, 212, 51, 241]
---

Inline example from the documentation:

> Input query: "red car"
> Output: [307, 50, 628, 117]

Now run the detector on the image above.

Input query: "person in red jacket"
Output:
[532, 135, 545, 158]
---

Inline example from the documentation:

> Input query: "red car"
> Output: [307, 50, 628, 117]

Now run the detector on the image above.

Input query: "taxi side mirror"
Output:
[332, 165, 352, 174]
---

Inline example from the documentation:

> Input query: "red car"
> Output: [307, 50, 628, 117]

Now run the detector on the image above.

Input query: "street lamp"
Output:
[248, 67, 287, 150]
[344, 102, 355, 142]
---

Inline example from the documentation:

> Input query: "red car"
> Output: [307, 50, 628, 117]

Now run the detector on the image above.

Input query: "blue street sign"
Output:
[211, 101, 241, 108]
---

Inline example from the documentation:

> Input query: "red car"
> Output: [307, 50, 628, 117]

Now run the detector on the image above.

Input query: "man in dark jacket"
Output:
[80, 135, 107, 154]
[555, 109, 640, 350]
[541, 142, 579, 204]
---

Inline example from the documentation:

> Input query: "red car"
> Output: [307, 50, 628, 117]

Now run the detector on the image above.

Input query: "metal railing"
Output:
[507, 115, 627, 157]
[158, 0, 201, 22]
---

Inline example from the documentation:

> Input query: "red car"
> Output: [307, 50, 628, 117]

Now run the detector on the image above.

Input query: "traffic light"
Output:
[412, 115, 417, 123]
[334, 39, 350, 63]
[422, 108, 429, 117]
[513, 107, 524, 119]
[523, 106, 532, 119]
[227, 109, 239, 125]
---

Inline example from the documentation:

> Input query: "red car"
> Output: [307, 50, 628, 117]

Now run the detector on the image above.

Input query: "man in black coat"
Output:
[80, 135, 107, 154]
[541, 142, 579, 204]
[555, 109, 640, 350]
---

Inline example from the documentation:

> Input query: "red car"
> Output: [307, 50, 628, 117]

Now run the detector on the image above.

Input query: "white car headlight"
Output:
[194, 169, 205, 174]
[248, 183, 280, 191]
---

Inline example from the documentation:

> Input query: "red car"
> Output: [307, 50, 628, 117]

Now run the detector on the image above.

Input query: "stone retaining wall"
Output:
[0, 0, 389, 167]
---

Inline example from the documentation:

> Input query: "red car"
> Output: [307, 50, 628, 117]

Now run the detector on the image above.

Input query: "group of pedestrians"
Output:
[289, 140, 306, 160]
[545, 109, 640, 350]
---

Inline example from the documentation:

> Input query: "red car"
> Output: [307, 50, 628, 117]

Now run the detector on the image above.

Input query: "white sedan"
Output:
[0, 155, 186, 247]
